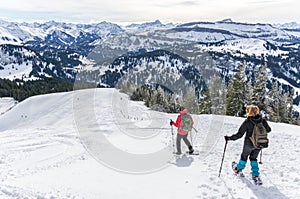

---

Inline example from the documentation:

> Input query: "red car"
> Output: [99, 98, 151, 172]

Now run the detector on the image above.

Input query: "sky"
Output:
[0, 0, 299, 24]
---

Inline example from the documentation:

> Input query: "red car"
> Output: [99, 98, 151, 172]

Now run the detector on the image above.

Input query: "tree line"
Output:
[224, 63, 296, 124]
[119, 62, 298, 125]
[0, 78, 74, 101]
[0, 61, 298, 124]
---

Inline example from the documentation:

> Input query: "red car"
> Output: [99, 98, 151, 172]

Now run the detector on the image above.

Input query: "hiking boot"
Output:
[232, 162, 245, 177]
[188, 146, 194, 154]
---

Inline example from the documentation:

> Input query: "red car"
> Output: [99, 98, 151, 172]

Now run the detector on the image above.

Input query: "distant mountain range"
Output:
[0, 19, 300, 105]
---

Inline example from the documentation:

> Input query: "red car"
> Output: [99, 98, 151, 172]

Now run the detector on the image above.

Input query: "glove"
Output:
[170, 120, 173, 126]
[224, 136, 231, 141]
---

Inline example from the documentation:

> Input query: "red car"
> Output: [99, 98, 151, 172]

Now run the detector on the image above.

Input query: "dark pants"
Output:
[176, 134, 192, 153]
[238, 143, 261, 176]
[240, 143, 261, 161]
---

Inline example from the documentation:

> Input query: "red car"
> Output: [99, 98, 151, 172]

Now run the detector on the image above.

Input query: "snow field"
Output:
[0, 88, 299, 198]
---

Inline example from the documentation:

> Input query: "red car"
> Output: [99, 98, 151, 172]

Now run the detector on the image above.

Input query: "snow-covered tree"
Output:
[287, 88, 295, 123]
[251, 64, 268, 111]
[279, 87, 295, 123]
[198, 86, 211, 114]
[226, 63, 247, 116]
[267, 80, 295, 123]
[279, 91, 289, 123]
[245, 80, 253, 107]
[267, 81, 281, 122]
[209, 74, 226, 115]
[182, 85, 199, 114]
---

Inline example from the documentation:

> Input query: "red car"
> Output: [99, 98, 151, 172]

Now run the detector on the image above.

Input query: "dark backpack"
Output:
[250, 120, 269, 149]
[180, 114, 193, 132]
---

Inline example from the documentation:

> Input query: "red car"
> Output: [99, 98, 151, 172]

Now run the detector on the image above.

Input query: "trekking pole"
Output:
[190, 130, 193, 146]
[192, 127, 198, 133]
[218, 140, 228, 177]
[259, 150, 263, 164]
[170, 120, 175, 153]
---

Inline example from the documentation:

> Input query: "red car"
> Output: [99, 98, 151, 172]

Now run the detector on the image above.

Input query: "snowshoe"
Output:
[174, 151, 182, 155]
[252, 176, 263, 185]
[185, 150, 199, 155]
[232, 161, 245, 177]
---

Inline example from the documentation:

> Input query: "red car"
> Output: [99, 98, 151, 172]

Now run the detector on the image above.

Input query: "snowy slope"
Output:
[0, 20, 32, 44]
[0, 61, 35, 81]
[177, 21, 293, 43]
[0, 27, 21, 45]
[0, 45, 46, 80]
[273, 22, 300, 30]
[200, 38, 287, 57]
[0, 97, 17, 115]
[0, 89, 299, 198]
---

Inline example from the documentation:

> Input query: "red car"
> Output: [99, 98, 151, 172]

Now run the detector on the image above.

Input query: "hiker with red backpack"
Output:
[224, 105, 271, 184]
[170, 109, 194, 155]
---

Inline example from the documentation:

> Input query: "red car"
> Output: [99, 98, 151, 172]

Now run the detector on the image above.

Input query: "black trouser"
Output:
[240, 143, 261, 161]
[176, 134, 192, 153]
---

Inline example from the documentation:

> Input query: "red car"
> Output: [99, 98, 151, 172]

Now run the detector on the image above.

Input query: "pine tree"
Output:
[279, 87, 295, 123]
[225, 63, 247, 116]
[164, 93, 174, 113]
[287, 88, 295, 123]
[145, 89, 152, 107]
[209, 74, 226, 114]
[156, 86, 165, 105]
[267, 81, 280, 122]
[220, 77, 227, 115]
[182, 85, 199, 114]
[245, 80, 253, 106]
[251, 64, 268, 111]
[198, 86, 211, 114]
[279, 90, 289, 123]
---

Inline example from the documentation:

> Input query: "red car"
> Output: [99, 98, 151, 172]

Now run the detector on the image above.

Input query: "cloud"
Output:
[150, 0, 200, 7]
[0, 0, 299, 23]
[178, 1, 199, 6]
[247, 0, 289, 4]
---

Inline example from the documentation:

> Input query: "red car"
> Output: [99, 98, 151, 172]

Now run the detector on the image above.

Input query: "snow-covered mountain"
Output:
[0, 88, 299, 198]
[96, 49, 205, 94]
[0, 20, 126, 80]
[0, 44, 77, 80]
[274, 22, 300, 30]
[0, 20, 123, 45]
[125, 19, 175, 31]
[0, 19, 300, 105]
[175, 20, 296, 43]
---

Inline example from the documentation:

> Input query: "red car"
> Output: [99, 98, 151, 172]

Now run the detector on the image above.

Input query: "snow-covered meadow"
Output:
[0, 88, 299, 198]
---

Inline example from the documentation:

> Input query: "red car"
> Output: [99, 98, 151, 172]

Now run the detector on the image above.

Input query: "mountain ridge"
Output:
[0, 19, 299, 107]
